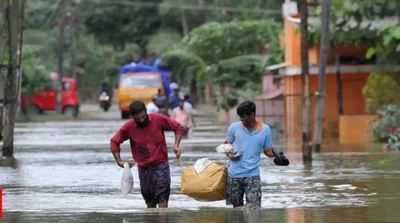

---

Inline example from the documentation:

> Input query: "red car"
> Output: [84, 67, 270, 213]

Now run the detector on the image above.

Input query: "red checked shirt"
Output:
[110, 113, 184, 167]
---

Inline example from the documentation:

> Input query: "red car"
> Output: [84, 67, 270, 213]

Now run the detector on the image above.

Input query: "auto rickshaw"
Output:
[30, 77, 80, 117]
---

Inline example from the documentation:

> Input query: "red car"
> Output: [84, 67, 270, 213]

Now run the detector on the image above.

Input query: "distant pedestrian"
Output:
[169, 88, 181, 110]
[146, 97, 159, 114]
[154, 88, 169, 116]
[183, 94, 193, 114]
[110, 101, 185, 208]
[171, 101, 193, 138]
[183, 94, 195, 129]
[169, 82, 178, 94]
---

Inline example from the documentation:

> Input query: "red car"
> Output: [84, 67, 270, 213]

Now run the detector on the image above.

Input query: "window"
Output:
[119, 74, 161, 88]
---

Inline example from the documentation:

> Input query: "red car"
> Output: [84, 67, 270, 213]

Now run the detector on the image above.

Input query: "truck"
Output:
[116, 63, 170, 119]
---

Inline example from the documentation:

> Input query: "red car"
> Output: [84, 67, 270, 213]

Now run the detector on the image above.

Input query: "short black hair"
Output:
[236, 100, 256, 117]
[129, 101, 146, 116]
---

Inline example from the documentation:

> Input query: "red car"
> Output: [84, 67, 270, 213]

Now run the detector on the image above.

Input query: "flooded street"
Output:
[1, 105, 400, 222]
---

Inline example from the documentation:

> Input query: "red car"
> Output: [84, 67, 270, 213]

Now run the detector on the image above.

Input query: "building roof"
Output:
[266, 64, 400, 77]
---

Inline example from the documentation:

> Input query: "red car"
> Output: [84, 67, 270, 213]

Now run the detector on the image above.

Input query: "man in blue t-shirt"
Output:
[224, 101, 275, 208]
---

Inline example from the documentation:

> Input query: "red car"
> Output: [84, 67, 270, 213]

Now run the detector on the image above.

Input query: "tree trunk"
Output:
[313, 0, 331, 153]
[2, 0, 24, 157]
[0, 99, 3, 142]
[190, 78, 198, 105]
[299, 0, 312, 162]
[0, 2, 5, 142]
[0, 70, 4, 142]
[56, 16, 65, 113]
[180, 0, 189, 36]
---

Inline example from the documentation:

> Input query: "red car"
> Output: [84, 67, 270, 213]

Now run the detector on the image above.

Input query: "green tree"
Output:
[366, 24, 400, 64]
[159, 0, 208, 35]
[363, 74, 400, 112]
[182, 20, 281, 65]
[74, 35, 137, 100]
[162, 20, 282, 103]
[206, 0, 281, 22]
[21, 45, 51, 94]
[146, 29, 182, 55]
[24, 0, 59, 30]
[309, 0, 400, 63]
[83, 0, 162, 51]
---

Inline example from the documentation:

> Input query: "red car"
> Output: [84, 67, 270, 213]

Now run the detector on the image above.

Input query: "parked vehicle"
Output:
[116, 63, 170, 119]
[99, 91, 111, 111]
[30, 77, 80, 117]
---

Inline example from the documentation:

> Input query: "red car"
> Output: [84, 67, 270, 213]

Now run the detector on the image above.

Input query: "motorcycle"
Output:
[99, 91, 111, 112]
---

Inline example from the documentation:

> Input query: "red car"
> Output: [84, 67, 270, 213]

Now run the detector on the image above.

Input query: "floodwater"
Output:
[1, 105, 400, 222]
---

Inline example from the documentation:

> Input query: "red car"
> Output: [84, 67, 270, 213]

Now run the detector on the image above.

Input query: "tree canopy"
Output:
[83, 0, 162, 50]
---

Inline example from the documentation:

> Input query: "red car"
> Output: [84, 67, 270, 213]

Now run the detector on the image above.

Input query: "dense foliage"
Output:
[19, 0, 283, 102]
[162, 20, 282, 105]
[363, 74, 400, 113]
[307, 1, 400, 111]
[21, 45, 51, 94]
[83, 0, 162, 51]
[371, 105, 400, 150]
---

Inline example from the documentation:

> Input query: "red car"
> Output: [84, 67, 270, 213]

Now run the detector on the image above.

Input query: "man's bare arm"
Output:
[174, 133, 183, 160]
[112, 151, 124, 168]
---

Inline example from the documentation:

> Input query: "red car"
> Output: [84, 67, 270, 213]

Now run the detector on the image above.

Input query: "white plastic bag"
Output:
[216, 144, 241, 158]
[193, 158, 212, 174]
[120, 162, 133, 196]
[215, 144, 234, 153]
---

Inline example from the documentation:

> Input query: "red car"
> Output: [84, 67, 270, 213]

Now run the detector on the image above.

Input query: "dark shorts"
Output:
[138, 161, 170, 207]
[226, 176, 262, 208]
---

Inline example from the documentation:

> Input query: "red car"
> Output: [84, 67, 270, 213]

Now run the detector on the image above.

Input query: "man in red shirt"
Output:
[110, 101, 184, 208]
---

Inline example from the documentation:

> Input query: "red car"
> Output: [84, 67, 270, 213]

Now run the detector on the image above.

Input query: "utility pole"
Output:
[313, 0, 331, 153]
[2, 0, 25, 157]
[0, 68, 4, 142]
[55, 0, 71, 114]
[56, 9, 66, 113]
[0, 1, 5, 143]
[180, 0, 189, 36]
[299, 0, 312, 162]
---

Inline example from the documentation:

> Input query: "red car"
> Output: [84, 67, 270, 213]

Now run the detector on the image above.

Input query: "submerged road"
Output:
[1, 104, 400, 222]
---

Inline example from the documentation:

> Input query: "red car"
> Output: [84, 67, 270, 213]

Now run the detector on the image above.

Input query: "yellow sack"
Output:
[181, 162, 227, 201]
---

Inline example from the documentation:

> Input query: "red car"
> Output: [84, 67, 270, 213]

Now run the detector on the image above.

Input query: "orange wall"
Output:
[283, 20, 320, 66]
[283, 73, 369, 143]
[339, 115, 377, 144]
[283, 19, 367, 67]
[283, 76, 303, 143]
[284, 20, 301, 66]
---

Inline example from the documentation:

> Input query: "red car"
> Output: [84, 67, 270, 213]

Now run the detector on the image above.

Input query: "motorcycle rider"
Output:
[99, 81, 112, 111]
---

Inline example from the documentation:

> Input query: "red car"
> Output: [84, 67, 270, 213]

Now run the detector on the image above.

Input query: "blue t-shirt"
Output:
[226, 121, 273, 178]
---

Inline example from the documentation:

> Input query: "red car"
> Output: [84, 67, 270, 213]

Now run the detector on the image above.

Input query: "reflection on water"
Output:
[2, 151, 400, 222]
[4, 206, 400, 223]
[0, 157, 18, 169]
[2, 208, 280, 223]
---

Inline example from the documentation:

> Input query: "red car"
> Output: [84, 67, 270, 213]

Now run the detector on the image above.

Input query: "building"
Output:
[256, 1, 399, 148]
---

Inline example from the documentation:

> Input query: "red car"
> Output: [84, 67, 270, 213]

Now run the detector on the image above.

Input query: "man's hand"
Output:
[127, 160, 136, 167]
[226, 151, 241, 161]
[116, 160, 136, 168]
[173, 144, 182, 160]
